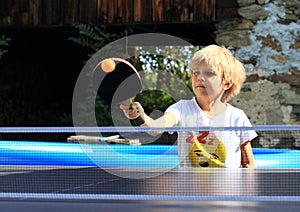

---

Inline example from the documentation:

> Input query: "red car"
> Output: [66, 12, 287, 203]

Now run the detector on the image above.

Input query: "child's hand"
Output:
[120, 102, 144, 120]
[243, 164, 250, 168]
[243, 164, 255, 168]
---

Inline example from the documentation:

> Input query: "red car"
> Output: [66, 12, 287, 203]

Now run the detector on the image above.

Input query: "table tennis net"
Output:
[0, 125, 299, 147]
[0, 126, 300, 169]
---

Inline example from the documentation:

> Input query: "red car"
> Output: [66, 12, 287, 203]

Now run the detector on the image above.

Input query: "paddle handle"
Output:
[121, 99, 145, 126]
[120, 98, 133, 107]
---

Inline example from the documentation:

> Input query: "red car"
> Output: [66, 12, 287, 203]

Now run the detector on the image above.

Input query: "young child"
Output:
[120, 45, 257, 168]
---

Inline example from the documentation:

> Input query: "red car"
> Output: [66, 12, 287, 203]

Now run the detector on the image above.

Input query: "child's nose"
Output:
[193, 71, 206, 81]
[197, 73, 205, 81]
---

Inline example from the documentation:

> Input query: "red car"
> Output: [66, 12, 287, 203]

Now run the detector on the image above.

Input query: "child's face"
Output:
[191, 61, 225, 102]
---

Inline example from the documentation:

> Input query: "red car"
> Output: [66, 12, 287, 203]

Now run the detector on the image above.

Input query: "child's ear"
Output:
[223, 81, 233, 90]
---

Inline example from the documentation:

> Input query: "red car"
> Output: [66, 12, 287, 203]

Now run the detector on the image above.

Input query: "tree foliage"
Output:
[69, 23, 132, 57]
[0, 35, 11, 60]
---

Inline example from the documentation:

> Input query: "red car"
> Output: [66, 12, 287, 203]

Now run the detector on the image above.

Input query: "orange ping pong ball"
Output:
[101, 58, 116, 73]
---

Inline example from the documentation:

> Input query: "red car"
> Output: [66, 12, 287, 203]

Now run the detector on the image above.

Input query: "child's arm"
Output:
[241, 141, 255, 168]
[120, 102, 177, 128]
[141, 112, 176, 128]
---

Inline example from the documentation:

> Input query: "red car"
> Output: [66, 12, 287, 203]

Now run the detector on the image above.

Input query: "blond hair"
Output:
[190, 45, 246, 102]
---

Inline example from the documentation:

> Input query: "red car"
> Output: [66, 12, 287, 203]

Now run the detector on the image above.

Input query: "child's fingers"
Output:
[132, 102, 144, 113]
[122, 109, 138, 119]
[120, 104, 131, 110]
[242, 164, 249, 168]
[120, 102, 144, 119]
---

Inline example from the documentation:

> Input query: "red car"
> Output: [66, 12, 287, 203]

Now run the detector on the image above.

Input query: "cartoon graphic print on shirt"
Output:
[187, 131, 227, 168]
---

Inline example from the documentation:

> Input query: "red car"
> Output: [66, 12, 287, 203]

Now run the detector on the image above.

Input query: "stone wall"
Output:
[215, 0, 300, 148]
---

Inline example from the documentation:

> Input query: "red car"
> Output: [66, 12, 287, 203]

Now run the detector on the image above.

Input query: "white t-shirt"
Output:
[165, 97, 257, 168]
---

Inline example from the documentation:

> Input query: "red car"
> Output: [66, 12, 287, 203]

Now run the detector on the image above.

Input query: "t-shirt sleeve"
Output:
[239, 111, 258, 145]
[165, 102, 182, 125]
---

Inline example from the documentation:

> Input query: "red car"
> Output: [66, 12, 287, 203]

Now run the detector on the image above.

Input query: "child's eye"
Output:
[192, 70, 216, 78]
[204, 70, 216, 77]
[193, 71, 201, 77]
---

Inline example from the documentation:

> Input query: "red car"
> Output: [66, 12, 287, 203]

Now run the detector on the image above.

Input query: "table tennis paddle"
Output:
[93, 58, 145, 125]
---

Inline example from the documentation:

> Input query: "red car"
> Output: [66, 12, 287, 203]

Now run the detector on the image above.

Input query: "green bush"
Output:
[0, 35, 11, 60]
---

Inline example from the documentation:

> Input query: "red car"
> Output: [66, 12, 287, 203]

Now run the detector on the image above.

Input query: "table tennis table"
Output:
[1, 126, 300, 211]
[0, 166, 300, 211]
